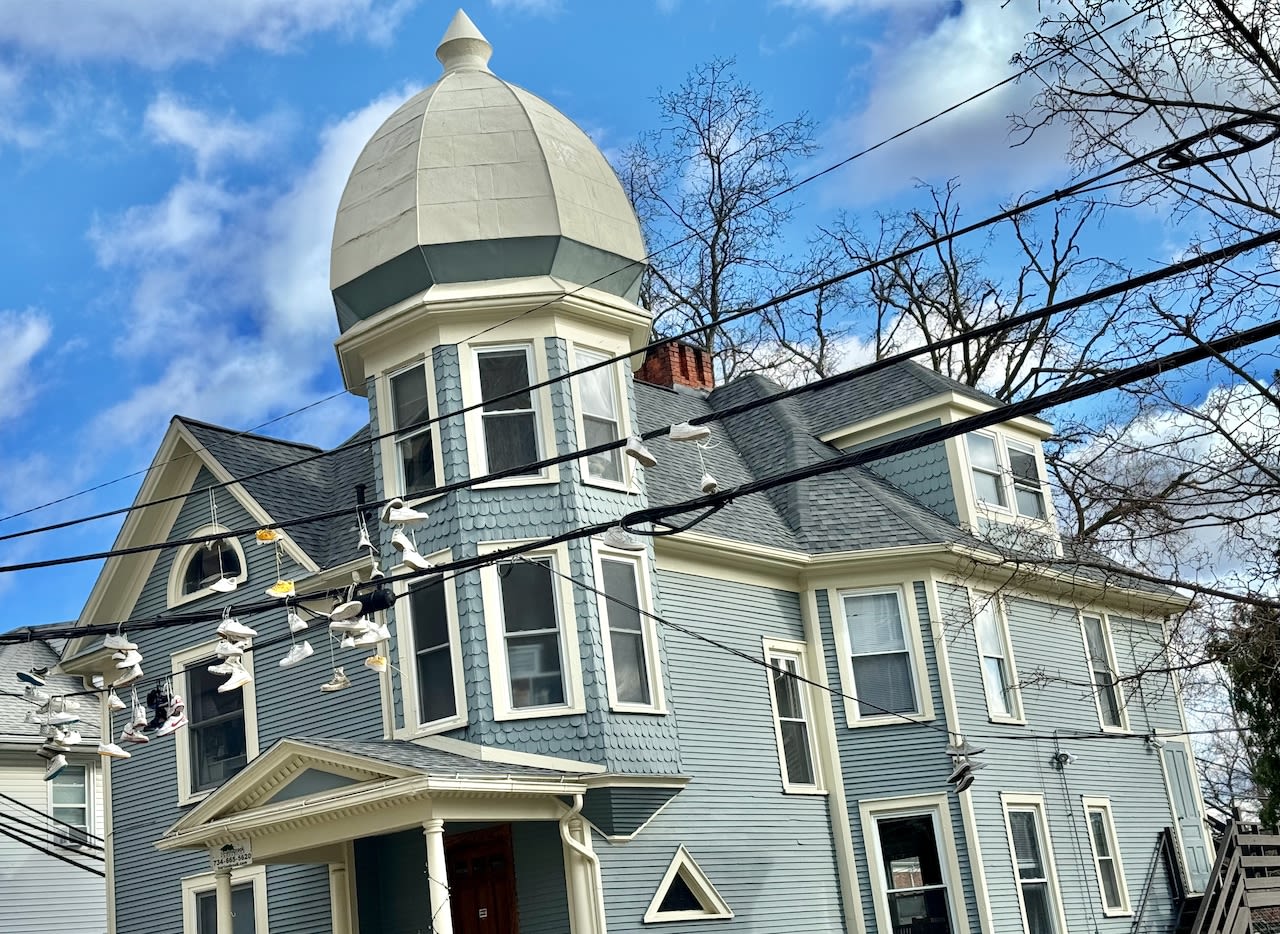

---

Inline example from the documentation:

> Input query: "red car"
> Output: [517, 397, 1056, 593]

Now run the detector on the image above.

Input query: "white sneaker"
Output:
[287, 611, 308, 633]
[353, 624, 390, 646]
[114, 650, 143, 668]
[98, 742, 130, 759]
[601, 525, 647, 552]
[103, 633, 137, 652]
[61, 730, 82, 746]
[131, 705, 147, 729]
[37, 710, 81, 726]
[624, 436, 657, 468]
[357, 525, 373, 550]
[329, 617, 370, 634]
[219, 666, 252, 693]
[215, 640, 247, 659]
[23, 686, 50, 705]
[44, 754, 68, 781]
[669, 421, 712, 443]
[319, 668, 351, 692]
[339, 634, 357, 650]
[209, 577, 239, 593]
[217, 619, 258, 640]
[108, 691, 126, 711]
[390, 528, 417, 554]
[331, 598, 364, 622]
[364, 655, 389, 674]
[113, 665, 144, 688]
[700, 472, 719, 495]
[90, 675, 105, 690]
[156, 710, 189, 736]
[382, 498, 429, 526]
[400, 550, 436, 573]
[17, 667, 48, 687]
[120, 726, 150, 745]
[207, 661, 236, 675]
[278, 642, 314, 668]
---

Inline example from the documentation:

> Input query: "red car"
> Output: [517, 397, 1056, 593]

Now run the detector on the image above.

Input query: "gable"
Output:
[263, 768, 361, 805]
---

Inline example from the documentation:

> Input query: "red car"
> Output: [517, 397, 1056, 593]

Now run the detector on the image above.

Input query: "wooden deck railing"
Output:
[1190, 820, 1280, 934]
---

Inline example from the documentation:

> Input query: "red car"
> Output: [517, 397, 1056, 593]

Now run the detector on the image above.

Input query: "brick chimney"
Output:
[635, 341, 715, 391]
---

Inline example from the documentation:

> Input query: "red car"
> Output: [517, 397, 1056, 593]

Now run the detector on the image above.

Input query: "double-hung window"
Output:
[1004, 799, 1062, 934]
[576, 349, 624, 484]
[173, 641, 258, 803]
[389, 363, 436, 497]
[183, 866, 267, 934]
[1083, 798, 1130, 914]
[875, 812, 955, 933]
[1082, 615, 1126, 729]
[842, 588, 920, 720]
[974, 595, 1020, 720]
[598, 554, 662, 711]
[966, 432, 1048, 520]
[407, 577, 462, 728]
[477, 346, 541, 477]
[497, 557, 568, 710]
[763, 641, 820, 791]
[50, 764, 90, 847]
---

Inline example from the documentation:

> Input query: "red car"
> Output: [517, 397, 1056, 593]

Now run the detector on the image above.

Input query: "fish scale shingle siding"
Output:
[108, 468, 378, 933]
[593, 570, 844, 934]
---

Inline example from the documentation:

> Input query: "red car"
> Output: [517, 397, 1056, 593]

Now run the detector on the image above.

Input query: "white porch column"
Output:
[214, 869, 234, 934]
[329, 862, 352, 934]
[422, 819, 454, 934]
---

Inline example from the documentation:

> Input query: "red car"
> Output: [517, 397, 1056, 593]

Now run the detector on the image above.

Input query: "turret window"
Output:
[389, 363, 436, 497]
[575, 349, 623, 483]
[477, 346, 542, 477]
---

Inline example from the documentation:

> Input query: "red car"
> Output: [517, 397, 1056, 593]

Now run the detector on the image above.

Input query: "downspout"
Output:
[559, 794, 604, 934]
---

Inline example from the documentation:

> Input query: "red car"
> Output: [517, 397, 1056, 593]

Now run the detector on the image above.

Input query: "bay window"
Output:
[477, 346, 541, 477]
[598, 553, 662, 711]
[576, 349, 624, 484]
[389, 363, 436, 496]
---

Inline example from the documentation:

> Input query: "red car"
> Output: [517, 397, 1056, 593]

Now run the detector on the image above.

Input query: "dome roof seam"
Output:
[505, 80, 557, 241]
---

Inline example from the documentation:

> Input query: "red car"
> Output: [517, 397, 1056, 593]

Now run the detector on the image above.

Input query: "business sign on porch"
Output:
[211, 840, 252, 871]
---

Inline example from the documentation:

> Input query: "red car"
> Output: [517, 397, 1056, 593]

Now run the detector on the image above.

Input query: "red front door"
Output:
[445, 825, 520, 934]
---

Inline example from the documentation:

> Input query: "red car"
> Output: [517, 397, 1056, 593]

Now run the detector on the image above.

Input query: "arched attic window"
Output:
[167, 526, 249, 608]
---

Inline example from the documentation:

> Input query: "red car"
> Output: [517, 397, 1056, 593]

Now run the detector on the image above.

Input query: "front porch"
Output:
[157, 737, 609, 934]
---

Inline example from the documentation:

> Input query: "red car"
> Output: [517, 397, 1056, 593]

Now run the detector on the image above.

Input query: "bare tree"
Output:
[619, 58, 817, 380]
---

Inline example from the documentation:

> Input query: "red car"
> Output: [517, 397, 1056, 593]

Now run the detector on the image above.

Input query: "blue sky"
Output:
[0, 0, 1186, 625]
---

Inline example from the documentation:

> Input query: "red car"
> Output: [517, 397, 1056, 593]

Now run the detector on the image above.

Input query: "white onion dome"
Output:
[330, 9, 648, 331]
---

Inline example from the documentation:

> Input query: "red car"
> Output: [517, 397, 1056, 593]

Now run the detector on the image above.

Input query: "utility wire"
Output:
[5, 308, 1280, 645]
[1, 221, 1275, 577]
[0, 7, 1166, 549]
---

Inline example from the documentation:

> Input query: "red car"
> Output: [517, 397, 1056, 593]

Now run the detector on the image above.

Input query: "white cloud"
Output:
[488, 0, 561, 13]
[814, 2, 1073, 206]
[0, 310, 52, 422]
[145, 94, 281, 175]
[87, 90, 407, 451]
[0, 0, 418, 67]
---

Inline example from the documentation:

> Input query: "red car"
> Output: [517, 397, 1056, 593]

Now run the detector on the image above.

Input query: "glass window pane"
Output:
[52, 806, 85, 828]
[1022, 881, 1055, 934]
[398, 433, 435, 496]
[506, 632, 565, 708]
[845, 593, 906, 653]
[1015, 486, 1046, 519]
[483, 412, 539, 474]
[982, 656, 1011, 717]
[1007, 445, 1040, 483]
[1009, 810, 1046, 878]
[609, 629, 650, 706]
[584, 415, 622, 481]
[602, 558, 650, 706]
[479, 350, 532, 411]
[968, 434, 999, 470]
[418, 647, 457, 723]
[780, 720, 815, 786]
[1097, 672, 1123, 727]
[772, 660, 804, 720]
[410, 581, 449, 651]
[972, 470, 1006, 507]
[197, 884, 255, 934]
[390, 365, 430, 431]
[189, 666, 245, 723]
[852, 652, 916, 716]
[499, 561, 558, 633]
[601, 560, 642, 632]
[888, 889, 952, 933]
[193, 718, 248, 790]
[878, 815, 945, 888]
[974, 603, 1003, 657]
[576, 357, 617, 419]
[1099, 860, 1123, 908]
[1083, 618, 1108, 664]
[1088, 811, 1111, 857]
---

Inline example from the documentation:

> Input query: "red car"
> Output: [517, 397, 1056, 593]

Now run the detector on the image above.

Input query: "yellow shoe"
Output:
[265, 579, 295, 598]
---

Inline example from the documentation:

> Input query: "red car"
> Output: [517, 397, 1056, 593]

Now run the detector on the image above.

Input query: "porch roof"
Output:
[157, 736, 597, 859]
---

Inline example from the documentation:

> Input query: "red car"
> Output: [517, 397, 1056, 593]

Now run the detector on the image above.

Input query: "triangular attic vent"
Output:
[644, 845, 734, 922]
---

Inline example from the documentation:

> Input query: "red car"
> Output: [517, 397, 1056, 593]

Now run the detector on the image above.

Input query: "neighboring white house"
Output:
[0, 640, 107, 934]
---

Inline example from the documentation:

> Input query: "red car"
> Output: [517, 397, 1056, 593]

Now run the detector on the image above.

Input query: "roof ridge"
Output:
[176, 415, 325, 453]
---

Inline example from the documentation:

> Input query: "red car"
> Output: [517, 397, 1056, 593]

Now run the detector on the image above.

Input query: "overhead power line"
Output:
[5, 307, 1279, 645]
[0, 4, 1156, 537]
[1, 220, 1274, 580]
[0, 113, 1248, 554]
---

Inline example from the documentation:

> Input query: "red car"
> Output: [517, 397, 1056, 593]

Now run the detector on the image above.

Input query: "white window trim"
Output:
[464, 341, 559, 488]
[761, 637, 824, 795]
[594, 543, 665, 714]
[832, 583, 935, 728]
[171, 639, 260, 806]
[970, 590, 1025, 725]
[392, 548, 468, 737]
[47, 760, 94, 849]
[961, 430, 1056, 526]
[1079, 613, 1130, 733]
[571, 343, 632, 492]
[1081, 795, 1132, 916]
[860, 792, 968, 934]
[378, 357, 444, 504]
[643, 845, 734, 923]
[1000, 792, 1069, 934]
[167, 526, 250, 609]
[479, 540, 585, 721]
[181, 864, 269, 934]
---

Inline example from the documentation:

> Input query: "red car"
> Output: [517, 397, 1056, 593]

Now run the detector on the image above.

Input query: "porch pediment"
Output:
[158, 737, 595, 859]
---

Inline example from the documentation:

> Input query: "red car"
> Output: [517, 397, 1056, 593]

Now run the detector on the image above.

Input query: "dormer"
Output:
[812, 362, 1057, 547]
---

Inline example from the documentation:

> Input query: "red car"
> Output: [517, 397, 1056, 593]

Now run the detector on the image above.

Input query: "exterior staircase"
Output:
[1186, 820, 1280, 934]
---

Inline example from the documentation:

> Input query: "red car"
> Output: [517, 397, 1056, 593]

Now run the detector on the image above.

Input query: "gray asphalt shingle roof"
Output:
[0, 640, 100, 742]
[296, 737, 586, 778]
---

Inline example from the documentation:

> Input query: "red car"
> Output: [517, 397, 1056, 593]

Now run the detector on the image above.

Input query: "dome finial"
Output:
[436, 9, 493, 73]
